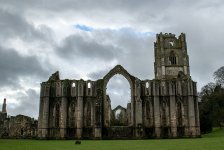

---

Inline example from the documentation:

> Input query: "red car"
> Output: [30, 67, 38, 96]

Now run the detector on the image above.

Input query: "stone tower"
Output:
[2, 98, 6, 113]
[154, 33, 190, 80]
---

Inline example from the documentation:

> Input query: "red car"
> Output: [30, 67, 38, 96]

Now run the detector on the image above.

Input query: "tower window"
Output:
[169, 51, 177, 65]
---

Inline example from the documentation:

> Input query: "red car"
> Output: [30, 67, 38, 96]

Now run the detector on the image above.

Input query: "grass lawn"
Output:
[0, 128, 224, 150]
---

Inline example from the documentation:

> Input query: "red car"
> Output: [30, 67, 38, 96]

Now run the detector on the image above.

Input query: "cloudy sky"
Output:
[0, 0, 224, 118]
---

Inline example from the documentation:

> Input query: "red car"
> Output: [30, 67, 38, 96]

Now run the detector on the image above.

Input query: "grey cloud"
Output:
[56, 34, 119, 61]
[7, 88, 39, 118]
[87, 69, 110, 80]
[0, 46, 51, 88]
[0, 9, 53, 42]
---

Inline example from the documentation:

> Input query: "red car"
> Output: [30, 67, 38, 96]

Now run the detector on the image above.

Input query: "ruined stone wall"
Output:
[37, 33, 200, 139]
[0, 115, 38, 139]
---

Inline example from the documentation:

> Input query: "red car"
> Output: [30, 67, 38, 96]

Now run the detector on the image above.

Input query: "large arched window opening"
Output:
[106, 74, 131, 126]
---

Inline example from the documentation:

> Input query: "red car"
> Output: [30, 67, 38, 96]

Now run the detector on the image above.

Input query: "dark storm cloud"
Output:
[0, 9, 52, 42]
[56, 34, 119, 61]
[0, 46, 50, 88]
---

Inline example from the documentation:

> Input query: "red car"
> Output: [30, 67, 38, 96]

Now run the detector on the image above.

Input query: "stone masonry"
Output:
[38, 33, 200, 139]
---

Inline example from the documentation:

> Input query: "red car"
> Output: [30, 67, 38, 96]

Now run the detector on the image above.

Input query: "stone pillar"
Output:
[40, 83, 50, 139]
[134, 79, 143, 138]
[76, 81, 84, 139]
[94, 89, 102, 139]
[38, 83, 45, 138]
[194, 97, 200, 136]
[187, 81, 196, 137]
[38, 98, 43, 138]
[153, 81, 161, 138]
[193, 82, 200, 136]
[60, 97, 67, 138]
[42, 96, 50, 138]
[169, 82, 177, 137]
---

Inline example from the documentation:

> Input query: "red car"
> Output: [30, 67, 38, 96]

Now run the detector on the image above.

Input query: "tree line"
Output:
[199, 66, 224, 133]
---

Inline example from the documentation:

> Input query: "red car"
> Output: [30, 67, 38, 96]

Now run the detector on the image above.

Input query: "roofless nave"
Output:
[38, 32, 200, 139]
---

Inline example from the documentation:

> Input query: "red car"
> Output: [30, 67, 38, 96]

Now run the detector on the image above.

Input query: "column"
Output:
[60, 97, 67, 138]
[188, 81, 196, 137]
[76, 81, 84, 139]
[169, 81, 177, 137]
[42, 97, 49, 138]
[153, 81, 161, 138]
[38, 98, 43, 138]
[76, 96, 83, 139]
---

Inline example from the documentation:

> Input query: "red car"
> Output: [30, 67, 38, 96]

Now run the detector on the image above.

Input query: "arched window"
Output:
[177, 101, 183, 126]
[72, 82, 76, 88]
[161, 101, 167, 126]
[87, 82, 91, 88]
[87, 82, 91, 95]
[169, 51, 177, 65]
[145, 82, 149, 95]
[146, 82, 149, 88]
[86, 102, 91, 126]
[69, 102, 76, 128]
[146, 101, 150, 119]
[55, 103, 60, 128]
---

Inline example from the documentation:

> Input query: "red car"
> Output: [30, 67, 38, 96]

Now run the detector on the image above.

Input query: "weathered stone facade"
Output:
[0, 99, 38, 138]
[38, 33, 200, 139]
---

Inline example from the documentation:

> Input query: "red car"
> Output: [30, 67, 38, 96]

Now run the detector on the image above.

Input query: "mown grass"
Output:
[0, 128, 224, 150]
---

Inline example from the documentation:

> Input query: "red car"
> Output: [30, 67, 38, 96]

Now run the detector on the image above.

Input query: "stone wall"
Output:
[37, 33, 200, 139]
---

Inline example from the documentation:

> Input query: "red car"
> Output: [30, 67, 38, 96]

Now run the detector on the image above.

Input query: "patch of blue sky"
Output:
[74, 24, 93, 32]
[74, 24, 155, 37]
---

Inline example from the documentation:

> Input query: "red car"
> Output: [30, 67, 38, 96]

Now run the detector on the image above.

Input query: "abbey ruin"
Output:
[37, 33, 200, 139]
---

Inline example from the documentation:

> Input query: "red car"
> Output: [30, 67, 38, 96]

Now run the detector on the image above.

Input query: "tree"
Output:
[199, 82, 224, 133]
[213, 66, 224, 86]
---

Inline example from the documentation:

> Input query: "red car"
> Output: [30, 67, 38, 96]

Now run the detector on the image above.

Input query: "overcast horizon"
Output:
[0, 0, 224, 119]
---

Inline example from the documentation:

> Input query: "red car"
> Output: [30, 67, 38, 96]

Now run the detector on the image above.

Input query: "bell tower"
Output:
[154, 32, 191, 80]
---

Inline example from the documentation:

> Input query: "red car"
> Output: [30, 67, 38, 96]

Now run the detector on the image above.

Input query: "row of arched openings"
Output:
[71, 82, 92, 88]
[144, 100, 184, 126]
[52, 101, 92, 128]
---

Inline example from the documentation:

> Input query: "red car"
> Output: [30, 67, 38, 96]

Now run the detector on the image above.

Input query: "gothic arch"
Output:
[84, 101, 93, 127]
[160, 98, 170, 126]
[145, 100, 153, 127]
[176, 99, 184, 126]
[53, 102, 61, 128]
[68, 101, 76, 128]
[103, 65, 135, 127]
[103, 65, 135, 89]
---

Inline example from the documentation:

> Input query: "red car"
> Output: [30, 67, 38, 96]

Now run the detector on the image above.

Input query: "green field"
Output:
[0, 128, 224, 150]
